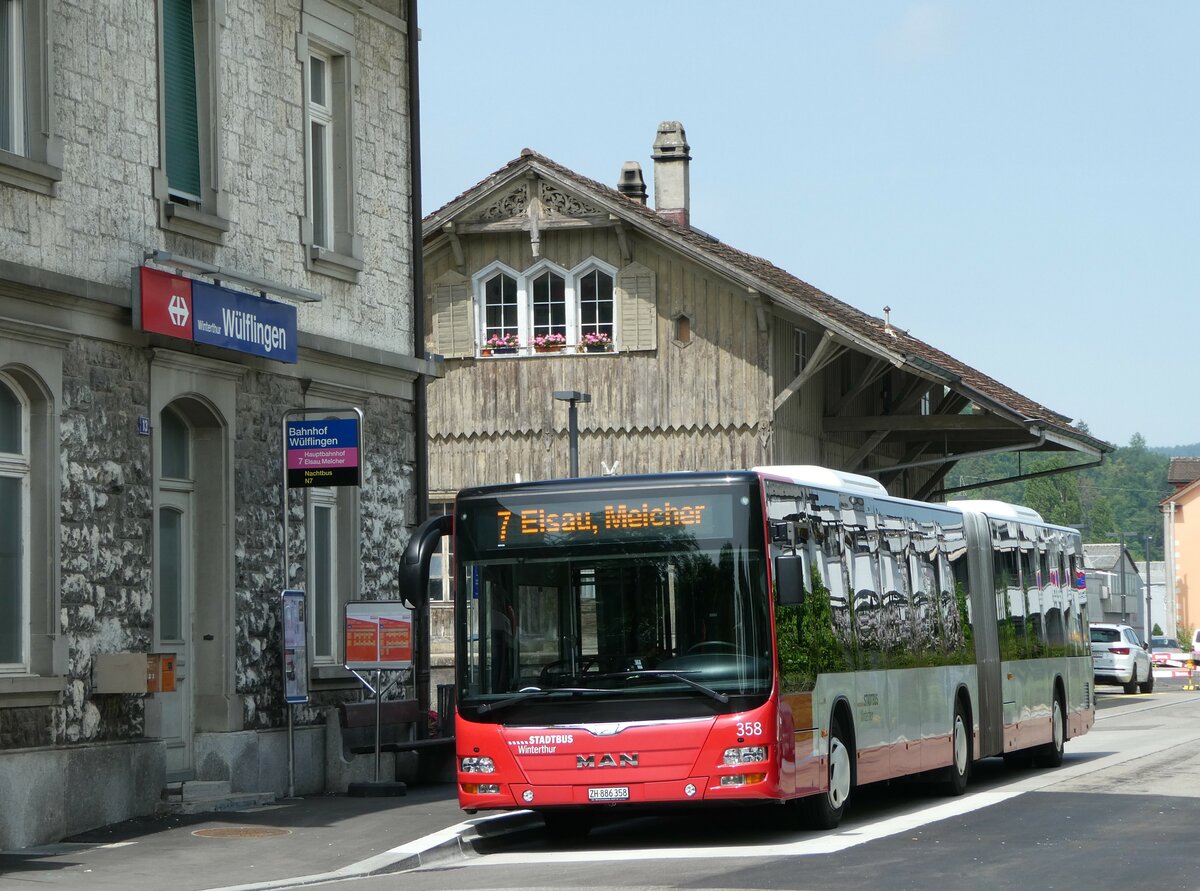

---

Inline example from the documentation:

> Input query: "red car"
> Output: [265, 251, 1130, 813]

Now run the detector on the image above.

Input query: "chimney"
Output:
[651, 121, 691, 226]
[617, 161, 647, 204]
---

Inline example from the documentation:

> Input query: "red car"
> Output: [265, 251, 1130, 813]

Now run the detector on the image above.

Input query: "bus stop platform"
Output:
[0, 783, 536, 890]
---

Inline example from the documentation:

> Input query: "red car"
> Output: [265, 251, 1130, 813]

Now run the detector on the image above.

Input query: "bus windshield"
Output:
[454, 478, 772, 722]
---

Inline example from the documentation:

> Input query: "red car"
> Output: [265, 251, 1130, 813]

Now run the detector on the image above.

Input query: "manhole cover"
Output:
[192, 827, 293, 839]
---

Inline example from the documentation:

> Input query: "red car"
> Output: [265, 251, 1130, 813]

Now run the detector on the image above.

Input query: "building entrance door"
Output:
[158, 485, 195, 778]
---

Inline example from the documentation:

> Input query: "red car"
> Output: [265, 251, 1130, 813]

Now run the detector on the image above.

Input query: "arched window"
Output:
[482, 272, 518, 346]
[531, 270, 566, 341]
[0, 372, 29, 669]
[577, 267, 614, 343]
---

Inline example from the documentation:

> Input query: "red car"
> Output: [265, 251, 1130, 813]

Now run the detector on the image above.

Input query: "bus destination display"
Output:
[472, 492, 735, 549]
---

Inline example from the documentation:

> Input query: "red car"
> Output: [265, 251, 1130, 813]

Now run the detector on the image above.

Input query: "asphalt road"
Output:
[354, 677, 1200, 891]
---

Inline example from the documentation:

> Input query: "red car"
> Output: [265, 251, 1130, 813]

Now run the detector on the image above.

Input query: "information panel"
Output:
[344, 601, 412, 670]
[281, 589, 309, 704]
[286, 417, 361, 488]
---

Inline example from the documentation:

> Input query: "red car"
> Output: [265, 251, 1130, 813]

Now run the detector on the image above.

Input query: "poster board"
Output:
[282, 589, 309, 703]
[344, 601, 413, 670]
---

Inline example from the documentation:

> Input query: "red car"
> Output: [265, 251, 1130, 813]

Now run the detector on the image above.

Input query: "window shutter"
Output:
[431, 272, 474, 358]
[617, 262, 657, 352]
[163, 0, 202, 199]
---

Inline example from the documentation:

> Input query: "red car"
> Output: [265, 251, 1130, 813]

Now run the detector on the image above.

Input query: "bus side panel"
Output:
[1066, 653, 1095, 738]
[779, 691, 820, 797]
[1000, 657, 1055, 752]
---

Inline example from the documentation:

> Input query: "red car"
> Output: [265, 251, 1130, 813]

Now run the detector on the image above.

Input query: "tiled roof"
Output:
[424, 149, 1110, 456]
[1167, 457, 1200, 485]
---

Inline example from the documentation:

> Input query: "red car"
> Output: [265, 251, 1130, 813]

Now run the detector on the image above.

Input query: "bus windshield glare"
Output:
[454, 480, 772, 719]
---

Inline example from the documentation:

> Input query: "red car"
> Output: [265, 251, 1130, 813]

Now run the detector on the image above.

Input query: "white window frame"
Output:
[306, 49, 334, 251]
[471, 258, 619, 356]
[1, 0, 27, 156]
[427, 502, 453, 604]
[307, 487, 339, 664]
[0, 0, 61, 194]
[0, 371, 30, 674]
[571, 258, 618, 347]
[298, 9, 362, 282]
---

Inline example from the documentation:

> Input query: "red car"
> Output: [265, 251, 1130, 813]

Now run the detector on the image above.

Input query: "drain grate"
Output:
[192, 827, 293, 839]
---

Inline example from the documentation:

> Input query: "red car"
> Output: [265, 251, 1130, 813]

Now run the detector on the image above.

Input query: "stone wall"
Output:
[60, 338, 154, 744]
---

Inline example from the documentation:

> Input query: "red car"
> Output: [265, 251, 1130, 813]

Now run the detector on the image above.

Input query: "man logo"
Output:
[168, 293, 190, 328]
[576, 753, 638, 768]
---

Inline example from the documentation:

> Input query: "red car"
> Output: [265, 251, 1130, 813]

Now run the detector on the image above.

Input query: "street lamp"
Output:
[553, 390, 591, 478]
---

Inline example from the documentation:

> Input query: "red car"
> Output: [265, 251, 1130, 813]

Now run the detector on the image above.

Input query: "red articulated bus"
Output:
[403, 465, 1094, 839]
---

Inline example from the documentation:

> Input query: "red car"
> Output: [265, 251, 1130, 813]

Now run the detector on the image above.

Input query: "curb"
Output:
[202, 810, 541, 891]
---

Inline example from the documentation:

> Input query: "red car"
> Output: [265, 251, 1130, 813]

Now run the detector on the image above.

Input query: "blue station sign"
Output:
[192, 280, 297, 363]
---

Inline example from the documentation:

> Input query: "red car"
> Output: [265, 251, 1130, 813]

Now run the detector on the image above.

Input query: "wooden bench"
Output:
[337, 699, 422, 756]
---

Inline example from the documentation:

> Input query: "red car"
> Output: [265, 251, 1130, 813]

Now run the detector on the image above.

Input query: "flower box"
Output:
[534, 345, 564, 353]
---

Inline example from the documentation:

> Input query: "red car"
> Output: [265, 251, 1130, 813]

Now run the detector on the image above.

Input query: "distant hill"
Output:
[1150, 444, 1200, 457]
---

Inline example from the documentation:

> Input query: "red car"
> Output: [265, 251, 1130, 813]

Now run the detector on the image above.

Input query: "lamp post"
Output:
[552, 390, 591, 478]
[1145, 534, 1153, 643]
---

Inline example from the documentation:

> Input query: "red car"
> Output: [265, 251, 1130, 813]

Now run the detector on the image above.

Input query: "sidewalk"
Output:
[0, 783, 534, 891]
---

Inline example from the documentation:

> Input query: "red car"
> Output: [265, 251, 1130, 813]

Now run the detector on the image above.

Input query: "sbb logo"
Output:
[140, 267, 195, 342]
[168, 294, 190, 328]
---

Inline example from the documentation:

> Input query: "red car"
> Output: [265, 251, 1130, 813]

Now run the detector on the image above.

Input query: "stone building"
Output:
[0, 0, 432, 849]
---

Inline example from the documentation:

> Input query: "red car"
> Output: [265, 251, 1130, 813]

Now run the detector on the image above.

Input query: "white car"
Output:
[1090, 623, 1153, 694]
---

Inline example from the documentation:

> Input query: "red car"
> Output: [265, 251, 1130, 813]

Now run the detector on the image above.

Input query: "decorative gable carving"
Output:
[539, 181, 601, 218]
[474, 184, 529, 222]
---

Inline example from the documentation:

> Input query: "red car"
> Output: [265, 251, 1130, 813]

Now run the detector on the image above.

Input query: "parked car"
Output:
[1090, 623, 1153, 694]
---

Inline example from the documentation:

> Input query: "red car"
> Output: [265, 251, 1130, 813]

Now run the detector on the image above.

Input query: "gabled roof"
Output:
[1167, 457, 1200, 485]
[1083, 543, 1124, 572]
[424, 149, 1110, 460]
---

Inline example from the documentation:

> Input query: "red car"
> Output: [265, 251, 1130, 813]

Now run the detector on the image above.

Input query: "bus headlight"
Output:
[723, 745, 767, 766]
[461, 756, 495, 773]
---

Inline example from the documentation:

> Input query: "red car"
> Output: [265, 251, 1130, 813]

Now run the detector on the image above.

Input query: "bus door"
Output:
[962, 510, 1003, 757]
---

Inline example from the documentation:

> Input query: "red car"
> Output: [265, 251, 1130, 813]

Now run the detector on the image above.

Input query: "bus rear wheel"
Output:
[803, 715, 852, 830]
[940, 702, 971, 796]
[1032, 694, 1065, 768]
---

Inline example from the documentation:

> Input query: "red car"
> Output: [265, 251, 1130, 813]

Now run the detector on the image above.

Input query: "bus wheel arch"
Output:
[801, 699, 855, 830]
[941, 688, 973, 796]
[1032, 679, 1066, 768]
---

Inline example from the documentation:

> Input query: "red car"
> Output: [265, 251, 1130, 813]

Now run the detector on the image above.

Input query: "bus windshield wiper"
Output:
[593, 670, 730, 704]
[476, 686, 604, 715]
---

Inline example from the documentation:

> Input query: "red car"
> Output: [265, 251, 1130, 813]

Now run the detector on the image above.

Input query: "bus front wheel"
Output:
[803, 715, 852, 830]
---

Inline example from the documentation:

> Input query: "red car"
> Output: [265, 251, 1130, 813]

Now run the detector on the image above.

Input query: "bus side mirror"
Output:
[399, 514, 453, 608]
[775, 554, 808, 606]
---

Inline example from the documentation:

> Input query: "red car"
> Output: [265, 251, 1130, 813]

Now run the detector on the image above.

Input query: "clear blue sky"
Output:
[417, 2, 1199, 450]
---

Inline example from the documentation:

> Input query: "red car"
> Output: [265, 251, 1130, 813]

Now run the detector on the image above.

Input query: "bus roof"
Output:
[947, 499, 1046, 524]
[752, 465, 889, 497]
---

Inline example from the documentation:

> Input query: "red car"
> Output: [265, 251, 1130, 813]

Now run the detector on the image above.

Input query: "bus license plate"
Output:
[587, 786, 629, 801]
